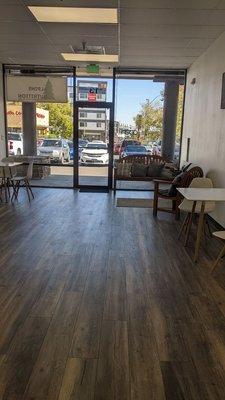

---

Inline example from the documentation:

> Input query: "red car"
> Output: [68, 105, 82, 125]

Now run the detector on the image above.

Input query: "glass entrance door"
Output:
[74, 102, 113, 188]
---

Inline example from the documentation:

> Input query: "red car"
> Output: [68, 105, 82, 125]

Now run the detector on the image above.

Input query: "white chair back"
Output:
[179, 177, 215, 213]
[189, 177, 213, 189]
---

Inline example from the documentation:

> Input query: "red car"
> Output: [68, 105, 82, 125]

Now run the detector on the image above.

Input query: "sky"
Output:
[115, 79, 164, 126]
[74, 77, 164, 126]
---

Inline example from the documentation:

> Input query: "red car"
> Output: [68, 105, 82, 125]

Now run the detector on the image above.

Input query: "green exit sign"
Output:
[86, 64, 99, 74]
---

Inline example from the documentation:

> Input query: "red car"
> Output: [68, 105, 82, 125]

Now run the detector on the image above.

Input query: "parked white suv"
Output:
[80, 142, 109, 165]
[37, 138, 70, 163]
[8, 132, 23, 155]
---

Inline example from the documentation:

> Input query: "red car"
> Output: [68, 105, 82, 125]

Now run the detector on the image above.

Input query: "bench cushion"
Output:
[131, 163, 148, 177]
[147, 162, 165, 177]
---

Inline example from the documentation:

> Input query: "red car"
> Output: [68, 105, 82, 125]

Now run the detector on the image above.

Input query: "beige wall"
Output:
[0, 64, 6, 160]
[181, 31, 225, 227]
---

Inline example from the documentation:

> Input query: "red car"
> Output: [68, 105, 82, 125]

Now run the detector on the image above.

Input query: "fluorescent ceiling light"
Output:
[28, 6, 118, 24]
[62, 53, 119, 62]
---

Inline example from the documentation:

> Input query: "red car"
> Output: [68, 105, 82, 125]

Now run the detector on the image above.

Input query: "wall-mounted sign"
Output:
[6, 76, 67, 103]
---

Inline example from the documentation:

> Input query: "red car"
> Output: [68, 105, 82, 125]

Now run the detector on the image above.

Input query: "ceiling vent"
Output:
[70, 41, 106, 55]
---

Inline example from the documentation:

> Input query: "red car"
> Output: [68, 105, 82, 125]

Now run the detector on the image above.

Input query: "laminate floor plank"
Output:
[58, 358, 97, 400]
[23, 292, 81, 400]
[103, 251, 127, 321]
[94, 320, 130, 400]
[0, 316, 50, 400]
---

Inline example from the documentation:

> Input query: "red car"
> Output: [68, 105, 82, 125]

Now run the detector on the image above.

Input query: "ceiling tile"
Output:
[121, 0, 175, 8]
[174, 0, 220, 9]
[0, 34, 51, 45]
[121, 46, 204, 57]
[121, 37, 191, 48]
[0, 5, 33, 21]
[23, 0, 118, 7]
[49, 35, 117, 47]
[186, 38, 215, 48]
[121, 24, 225, 38]
[40, 23, 118, 37]
[0, 21, 43, 35]
[120, 9, 215, 25]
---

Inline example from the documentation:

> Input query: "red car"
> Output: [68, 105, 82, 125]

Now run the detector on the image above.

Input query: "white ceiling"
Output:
[1, 0, 225, 69]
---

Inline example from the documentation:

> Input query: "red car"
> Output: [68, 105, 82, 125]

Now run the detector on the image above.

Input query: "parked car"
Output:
[121, 144, 148, 158]
[37, 138, 70, 163]
[80, 142, 109, 165]
[67, 140, 74, 160]
[79, 139, 89, 149]
[8, 132, 23, 155]
[152, 139, 162, 155]
[120, 139, 140, 155]
[145, 142, 154, 154]
[79, 139, 88, 159]
[114, 143, 121, 155]
[37, 138, 44, 147]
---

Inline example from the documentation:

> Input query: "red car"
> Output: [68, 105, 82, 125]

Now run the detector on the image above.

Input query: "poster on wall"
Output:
[6, 76, 67, 103]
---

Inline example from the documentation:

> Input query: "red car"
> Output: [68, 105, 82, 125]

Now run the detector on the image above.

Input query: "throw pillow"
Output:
[122, 163, 132, 177]
[116, 163, 124, 177]
[131, 163, 148, 177]
[160, 167, 174, 180]
[147, 162, 165, 177]
[168, 170, 187, 196]
[116, 162, 132, 178]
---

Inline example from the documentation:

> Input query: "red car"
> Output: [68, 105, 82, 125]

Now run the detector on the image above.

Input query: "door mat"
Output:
[79, 188, 109, 193]
[116, 198, 153, 208]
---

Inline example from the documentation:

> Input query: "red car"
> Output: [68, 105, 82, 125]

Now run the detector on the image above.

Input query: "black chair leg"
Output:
[11, 180, 20, 201]
[24, 180, 31, 201]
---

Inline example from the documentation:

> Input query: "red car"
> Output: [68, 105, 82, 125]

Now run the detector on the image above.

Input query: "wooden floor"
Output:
[1, 189, 225, 399]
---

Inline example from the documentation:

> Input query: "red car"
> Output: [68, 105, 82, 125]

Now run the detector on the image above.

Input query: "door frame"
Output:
[73, 101, 114, 189]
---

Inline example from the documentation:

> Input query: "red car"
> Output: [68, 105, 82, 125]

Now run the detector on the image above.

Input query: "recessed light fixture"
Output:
[28, 6, 118, 24]
[61, 53, 119, 62]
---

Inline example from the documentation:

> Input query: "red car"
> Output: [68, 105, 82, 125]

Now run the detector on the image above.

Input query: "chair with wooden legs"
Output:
[0, 165, 17, 202]
[211, 231, 225, 273]
[178, 177, 215, 246]
[153, 166, 203, 220]
[11, 161, 34, 202]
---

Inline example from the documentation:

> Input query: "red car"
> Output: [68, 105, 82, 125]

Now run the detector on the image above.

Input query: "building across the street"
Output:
[77, 80, 107, 142]
[6, 102, 49, 136]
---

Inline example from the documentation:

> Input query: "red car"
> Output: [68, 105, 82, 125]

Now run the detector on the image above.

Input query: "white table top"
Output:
[178, 188, 225, 202]
[0, 162, 23, 167]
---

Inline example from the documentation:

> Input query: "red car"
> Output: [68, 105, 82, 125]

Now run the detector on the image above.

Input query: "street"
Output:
[51, 165, 108, 177]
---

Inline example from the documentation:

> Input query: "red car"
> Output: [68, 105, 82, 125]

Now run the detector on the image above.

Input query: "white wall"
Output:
[181, 31, 225, 227]
[0, 64, 6, 160]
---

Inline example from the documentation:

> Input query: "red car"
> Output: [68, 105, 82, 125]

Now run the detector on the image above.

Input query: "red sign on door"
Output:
[88, 88, 97, 102]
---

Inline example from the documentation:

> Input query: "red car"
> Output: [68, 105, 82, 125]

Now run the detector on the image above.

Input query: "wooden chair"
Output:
[11, 162, 34, 202]
[153, 166, 203, 220]
[211, 231, 225, 273]
[178, 177, 215, 246]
